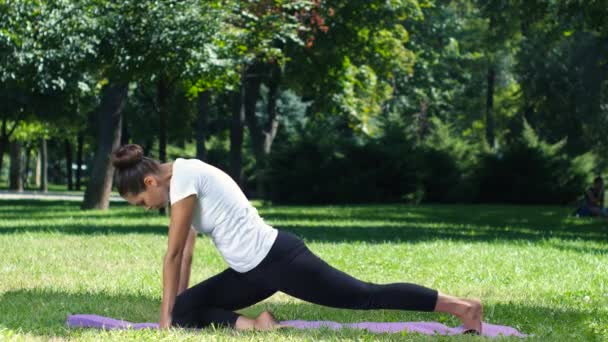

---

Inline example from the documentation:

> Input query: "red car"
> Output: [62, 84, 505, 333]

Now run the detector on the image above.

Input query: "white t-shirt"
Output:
[169, 158, 278, 273]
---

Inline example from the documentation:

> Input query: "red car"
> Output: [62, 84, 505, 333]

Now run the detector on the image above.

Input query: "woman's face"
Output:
[124, 175, 169, 210]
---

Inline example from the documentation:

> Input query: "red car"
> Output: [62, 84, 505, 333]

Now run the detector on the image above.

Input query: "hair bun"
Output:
[112, 144, 144, 170]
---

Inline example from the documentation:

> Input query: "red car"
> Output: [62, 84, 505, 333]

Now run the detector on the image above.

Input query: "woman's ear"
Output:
[144, 176, 157, 187]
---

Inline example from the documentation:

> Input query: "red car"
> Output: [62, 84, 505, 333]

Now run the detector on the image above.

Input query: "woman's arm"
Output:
[160, 195, 196, 329]
[177, 228, 197, 295]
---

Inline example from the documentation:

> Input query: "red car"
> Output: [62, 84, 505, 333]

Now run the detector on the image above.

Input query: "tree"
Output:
[81, 0, 228, 209]
[212, 0, 311, 192]
[285, 0, 421, 135]
[0, 0, 98, 188]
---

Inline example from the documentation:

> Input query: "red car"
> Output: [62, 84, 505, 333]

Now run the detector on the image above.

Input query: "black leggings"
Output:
[172, 230, 438, 329]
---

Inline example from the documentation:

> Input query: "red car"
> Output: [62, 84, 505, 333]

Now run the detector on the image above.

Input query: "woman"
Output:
[584, 177, 607, 217]
[111, 144, 483, 333]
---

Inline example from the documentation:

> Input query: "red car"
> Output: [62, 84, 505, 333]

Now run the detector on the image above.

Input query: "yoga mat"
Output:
[67, 314, 527, 337]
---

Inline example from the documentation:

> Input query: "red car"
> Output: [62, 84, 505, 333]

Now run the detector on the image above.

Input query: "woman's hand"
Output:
[159, 313, 172, 329]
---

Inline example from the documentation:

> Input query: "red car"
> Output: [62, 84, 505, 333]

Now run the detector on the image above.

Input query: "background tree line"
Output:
[1, 0, 606, 207]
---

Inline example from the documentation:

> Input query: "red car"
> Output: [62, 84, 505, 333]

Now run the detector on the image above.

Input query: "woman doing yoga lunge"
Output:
[111, 144, 483, 334]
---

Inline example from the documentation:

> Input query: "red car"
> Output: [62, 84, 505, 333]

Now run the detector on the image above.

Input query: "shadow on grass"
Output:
[0, 200, 606, 248]
[0, 289, 599, 340]
[1, 222, 606, 252]
[0, 223, 168, 235]
[0, 199, 153, 219]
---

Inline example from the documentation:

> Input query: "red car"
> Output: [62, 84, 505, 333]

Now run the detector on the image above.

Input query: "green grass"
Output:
[0, 200, 606, 341]
[0, 182, 83, 194]
[0, 182, 121, 197]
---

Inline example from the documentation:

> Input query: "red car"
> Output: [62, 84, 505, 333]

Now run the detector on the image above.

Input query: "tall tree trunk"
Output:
[485, 65, 496, 149]
[23, 143, 32, 188]
[243, 64, 264, 198]
[65, 139, 73, 190]
[229, 83, 245, 188]
[0, 117, 19, 183]
[144, 139, 153, 157]
[40, 139, 48, 193]
[9, 141, 23, 192]
[158, 76, 169, 163]
[81, 82, 128, 210]
[121, 109, 130, 145]
[415, 101, 429, 143]
[157, 76, 170, 216]
[260, 63, 281, 199]
[196, 90, 210, 161]
[244, 63, 282, 199]
[35, 149, 41, 187]
[76, 132, 84, 191]
[263, 63, 281, 155]
[0, 135, 7, 183]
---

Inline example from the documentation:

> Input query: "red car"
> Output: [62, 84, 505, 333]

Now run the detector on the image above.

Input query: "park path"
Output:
[0, 190, 124, 202]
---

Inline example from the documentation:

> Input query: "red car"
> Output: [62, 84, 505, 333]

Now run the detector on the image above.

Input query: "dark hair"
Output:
[111, 144, 161, 196]
[594, 176, 604, 184]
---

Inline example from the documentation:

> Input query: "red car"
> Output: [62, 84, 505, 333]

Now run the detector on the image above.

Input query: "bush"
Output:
[267, 127, 420, 204]
[475, 121, 595, 204]
[267, 117, 596, 205]
[417, 117, 481, 203]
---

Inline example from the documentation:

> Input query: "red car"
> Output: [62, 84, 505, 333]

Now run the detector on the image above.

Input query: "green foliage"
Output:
[516, 29, 608, 157]
[417, 117, 481, 202]
[9, 120, 51, 141]
[285, 0, 421, 134]
[334, 59, 393, 135]
[268, 122, 419, 204]
[476, 120, 595, 204]
[1, 0, 606, 207]
[268, 114, 594, 205]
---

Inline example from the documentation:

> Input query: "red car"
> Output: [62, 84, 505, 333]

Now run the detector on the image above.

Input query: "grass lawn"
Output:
[0, 183, 84, 194]
[0, 199, 606, 341]
[0, 183, 121, 198]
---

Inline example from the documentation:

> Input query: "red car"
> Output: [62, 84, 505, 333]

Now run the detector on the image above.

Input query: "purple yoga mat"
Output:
[67, 314, 527, 337]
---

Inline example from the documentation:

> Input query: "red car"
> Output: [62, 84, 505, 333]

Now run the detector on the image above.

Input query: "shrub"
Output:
[476, 120, 595, 204]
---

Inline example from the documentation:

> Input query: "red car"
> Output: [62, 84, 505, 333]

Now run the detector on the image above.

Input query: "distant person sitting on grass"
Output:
[110, 144, 483, 334]
[575, 176, 608, 218]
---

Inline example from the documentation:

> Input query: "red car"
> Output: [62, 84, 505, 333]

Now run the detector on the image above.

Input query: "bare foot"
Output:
[434, 294, 483, 334]
[253, 311, 285, 331]
[457, 298, 483, 334]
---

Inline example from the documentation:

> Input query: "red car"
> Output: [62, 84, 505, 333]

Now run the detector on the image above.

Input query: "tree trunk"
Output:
[76, 132, 84, 191]
[35, 149, 41, 187]
[243, 64, 264, 198]
[158, 76, 169, 163]
[157, 76, 170, 216]
[121, 109, 130, 145]
[244, 63, 282, 199]
[260, 64, 281, 199]
[264, 63, 281, 155]
[65, 138, 74, 190]
[23, 143, 32, 188]
[40, 139, 48, 193]
[0, 135, 7, 183]
[415, 101, 429, 143]
[9, 141, 23, 192]
[485, 65, 496, 149]
[229, 84, 245, 188]
[196, 90, 210, 161]
[144, 139, 153, 157]
[0, 117, 16, 183]
[81, 82, 128, 210]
